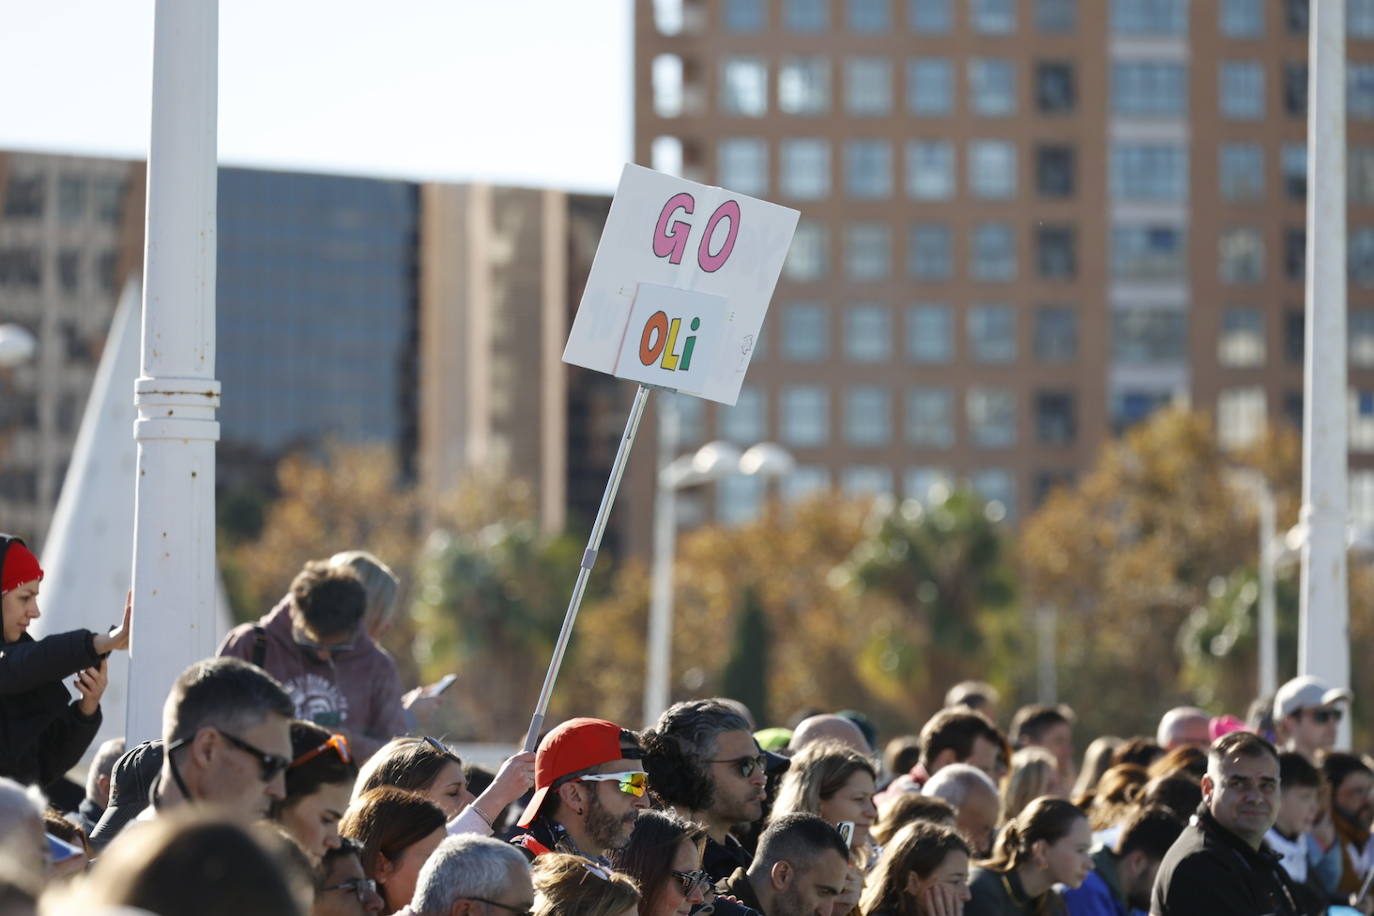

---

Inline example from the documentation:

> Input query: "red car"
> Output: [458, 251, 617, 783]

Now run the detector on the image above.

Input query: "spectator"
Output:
[509, 717, 649, 862]
[965, 797, 1092, 916]
[1000, 748, 1060, 824]
[1108, 739, 1163, 771]
[945, 681, 1001, 725]
[328, 550, 401, 644]
[1008, 705, 1076, 787]
[859, 821, 972, 916]
[612, 809, 715, 916]
[1146, 746, 1206, 782]
[219, 559, 406, 760]
[1061, 806, 1182, 916]
[871, 794, 957, 847]
[339, 787, 448, 914]
[772, 741, 878, 851]
[915, 710, 1006, 784]
[882, 736, 921, 786]
[1155, 708, 1211, 751]
[314, 836, 385, 916]
[74, 736, 124, 835]
[407, 834, 532, 916]
[644, 700, 768, 881]
[0, 778, 46, 894]
[923, 765, 1001, 859]
[356, 736, 533, 839]
[1273, 675, 1351, 763]
[1322, 751, 1374, 900]
[788, 715, 871, 754]
[43, 809, 91, 881]
[1137, 772, 1201, 823]
[1266, 752, 1340, 908]
[277, 722, 359, 859]
[719, 813, 850, 916]
[532, 853, 641, 916]
[1069, 737, 1122, 804]
[1150, 732, 1304, 916]
[0, 535, 132, 791]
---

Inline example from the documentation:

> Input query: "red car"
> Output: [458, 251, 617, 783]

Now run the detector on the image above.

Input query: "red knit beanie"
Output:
[1, 541, 43, 594]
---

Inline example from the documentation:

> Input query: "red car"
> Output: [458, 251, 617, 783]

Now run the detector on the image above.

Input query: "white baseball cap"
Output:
[1273, 675, 1353, 720]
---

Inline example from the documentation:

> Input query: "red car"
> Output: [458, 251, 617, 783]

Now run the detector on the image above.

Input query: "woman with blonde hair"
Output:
[1000, 748, 1059, 825]
[772, 740, 879, 851]
[859, 821, 973, 916]
[328, 550, 400, 641]
[532, 853, 641, 916]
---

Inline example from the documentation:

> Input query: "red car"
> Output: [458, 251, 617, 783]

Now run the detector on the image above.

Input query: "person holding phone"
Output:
[0, 534, 132, 791]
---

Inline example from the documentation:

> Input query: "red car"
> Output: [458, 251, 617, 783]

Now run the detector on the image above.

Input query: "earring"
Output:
[576, 808, 585, 816]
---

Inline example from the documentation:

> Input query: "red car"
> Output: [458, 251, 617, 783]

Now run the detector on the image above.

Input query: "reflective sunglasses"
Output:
[707, 754, 766, 779]
[672, 868, 713, 897]
[574, 771, 649, 797]
[168, 728, 290, 783]
[322, 877, 378, 904]
[290, 733, 352, 769]
[1308, 708, 1344, 724]
[464, 897, 534, 916]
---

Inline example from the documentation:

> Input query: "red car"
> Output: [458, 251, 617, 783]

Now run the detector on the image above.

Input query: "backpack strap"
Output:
[251, 625, 268, 669]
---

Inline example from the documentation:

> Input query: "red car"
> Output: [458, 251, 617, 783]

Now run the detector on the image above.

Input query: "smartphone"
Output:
[837, 821, 855, 847]
[426, 674, 459, 698]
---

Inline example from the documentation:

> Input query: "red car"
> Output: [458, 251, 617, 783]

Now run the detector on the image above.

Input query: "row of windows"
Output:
[0, 247, 120, 294]
[2, 173, 126, 224]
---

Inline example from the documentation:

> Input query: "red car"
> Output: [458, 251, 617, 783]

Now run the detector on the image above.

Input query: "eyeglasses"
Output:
[291, 733, 352, 769]
[322, 877, 378, 904]
[215, 729, 290, 782]
[672, 869, 713, 897]
[1307, 708, 1344, 724]
[464, 897, 534, 916]
[573, 771, 649, 797]
[707, 754, 767, 779]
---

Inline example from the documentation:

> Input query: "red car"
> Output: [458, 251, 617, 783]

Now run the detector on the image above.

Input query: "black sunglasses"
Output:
[215, 728, 290, 781]
[465, 897, 533, 916]
[672, 869, 713, 897]
[707, 754, 767, 779]
[1308, 708, 1344, 724]
[422, 736, 463, 764]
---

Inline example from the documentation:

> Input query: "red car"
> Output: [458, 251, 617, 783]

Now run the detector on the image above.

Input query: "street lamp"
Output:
[643, 397, 794, 727]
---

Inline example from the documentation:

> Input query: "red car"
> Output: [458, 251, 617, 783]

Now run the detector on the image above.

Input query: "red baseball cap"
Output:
[517, 717, 639, 828]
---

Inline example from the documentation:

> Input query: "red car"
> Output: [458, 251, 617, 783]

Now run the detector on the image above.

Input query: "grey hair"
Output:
[654, 699, 752, 758]
[329, 550, 400, 631]
[411, 834, 529, 916]
[0, 778, 46, 890]
[1156, 707, 1209, 747]
[923, 763, 997, 808]
[87, 737, 128, 798]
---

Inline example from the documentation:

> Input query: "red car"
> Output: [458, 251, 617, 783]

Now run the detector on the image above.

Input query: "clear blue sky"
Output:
[0, 0, 633, 193]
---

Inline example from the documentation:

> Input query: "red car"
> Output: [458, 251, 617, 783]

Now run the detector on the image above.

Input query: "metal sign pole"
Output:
[521, 383, 653, 752]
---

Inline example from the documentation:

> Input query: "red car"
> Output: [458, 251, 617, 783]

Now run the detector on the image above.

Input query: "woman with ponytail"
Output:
[965, 797, 1093, 916]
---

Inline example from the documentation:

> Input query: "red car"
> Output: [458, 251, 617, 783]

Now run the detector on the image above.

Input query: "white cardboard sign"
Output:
[563, 164, 800, 405]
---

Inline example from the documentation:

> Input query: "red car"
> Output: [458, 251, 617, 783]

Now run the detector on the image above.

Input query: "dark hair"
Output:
[1321, 751, 1373, 794]
[1147, 746, 1207, 781]
[752, 812, 850, 872]
[1141, 773, 1202, 820]
[339, 787, 446, 880]
[1111, 738, 1165, 769]
[290, 560, 366, 640]
[318, 836, 366, 887]
[860, 821, 970, 916]
[982, 797, 1086, 872]
[919, 709, 1004, 771]
[1115, 806, 1183, 861]
[1009, 704, 1075, 748]
[355, 737, 461, 801]
[871, 793, 957, 846]
[1084, 764, 1148, 831]
[945, 680, 999, 712]
[883, 736, 922, 781]
[281, 721, 358, 811]
[162, 657, 294, 744]
[1278, 751, 1322, 790]
[610, 809, 707, 916]
[644, 700, 752, 811]
[1208, 731, 1279, 769]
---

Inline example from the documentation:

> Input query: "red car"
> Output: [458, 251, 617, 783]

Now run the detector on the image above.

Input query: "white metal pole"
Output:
[1301, 0, 1351, 748]
[1037, 604, 1056, 704]
[125, 0, 222, 744]
[1257, 483, 1277, 700]
[644, 395, 680, 728]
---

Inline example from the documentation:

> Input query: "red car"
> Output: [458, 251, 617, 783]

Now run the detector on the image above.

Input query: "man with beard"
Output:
[1062, 806, 1182, 916]
[1321, 752, 1374, 900]
[720, 813, 849, 916]
[508, 717, 649, 863]
[1151, 732, 1310, 916]
[643, 699, 769, 881]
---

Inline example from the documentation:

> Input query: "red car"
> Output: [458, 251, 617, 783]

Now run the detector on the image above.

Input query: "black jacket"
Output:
[0, 629, 103, 789]
[1150, 808, 1313, 916]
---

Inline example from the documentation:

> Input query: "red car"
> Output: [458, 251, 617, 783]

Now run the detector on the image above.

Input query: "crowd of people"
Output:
[2, 533, 1373, 916]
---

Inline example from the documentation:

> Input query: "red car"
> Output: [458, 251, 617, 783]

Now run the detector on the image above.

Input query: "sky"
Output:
[0, 0, 634, 193]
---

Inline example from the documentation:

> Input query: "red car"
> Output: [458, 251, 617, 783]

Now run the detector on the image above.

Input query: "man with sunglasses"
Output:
[315, 836, 385, 916]
[409, 834, 533, 916]
[509, 717, 650, 864]
[1273, 675, 1352, 763]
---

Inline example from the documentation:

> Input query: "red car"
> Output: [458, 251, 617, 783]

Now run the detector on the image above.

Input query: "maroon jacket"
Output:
[217, 599, 406, 759]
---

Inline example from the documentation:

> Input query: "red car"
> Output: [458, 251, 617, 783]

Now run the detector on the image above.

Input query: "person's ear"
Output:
[904, 869, 926, 897]
[97, 773, 111, 797]
[188, 727, 218, 768]
[770, 860, 793, 891]
[374, 851, 397, 884]
[557, 782, 587, 815]
[1030, 838, 1048, 868]
[1201, 772, 1215, 802]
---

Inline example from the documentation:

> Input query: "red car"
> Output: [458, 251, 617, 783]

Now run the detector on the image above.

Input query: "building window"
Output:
[784, 221, 828, 281]
[783, 466, 832, 503]
[907, 387, 955, 447]
[3, 175, 43, 218]
[1036, 145, 1075, 197]
[1279, 143, 1306, 199]
[1353, 310, 1374, 368]
[1035, 306, 1078, 362]
[1112, 308, 1187, 364]
[721, 56, 768, 116]
[1285, 227, 1306, 282]
[1037, 226, 1076, 279]
[1350, 64, 1374, 119]
[782, 302, 828, 361]
[721, 386, 766, 444]
[845, 57, 893, 115]
[906, 467, 954, 503]
[1285, 0, 1308, 33]
[1351, 228, 1374, 286]
[1220, 227, 1265, 284]
[718, 138, 768, 195]
[57, 176, 85, 222]
[1220, 0, 1264, 37]
[1219, 144, 1265, 201]
[972, 0, 1016, 33]
[908, 223, 953, 281]
[845, 386, 892, 445]
[724, 0, 765, 31]
[1112, 62, 1187, 116]
[1112, 0, 1187, 34]
[968, 388, 1017, 448]
[847, 0, 891, 31]
[910, 0, 953, 32]
[1218, 388, 1267, 450]
[1285, 307, 1305, 364]
[845, 222, 891, 280]
[1033, 469, 1076, 507]
[972, 469, 1016, 520]
[908, 58, 953, 116]
[1282, 390, 1303, 428]
[1036, 62, 1076, 113]
[1353, 390, 1374, 452]
[717, 476, 763, 525]
[785, 0, 830, 31]
[1112, 389, 1173, 432]
[969, 140, 1017, 199]
[906, 140, 955, 200]
[845, 140, 893, 198]
[1219, 306, 1266, 367]
[1111, 144, 1187, 200]
[845, 304, 892, 362]
[779, 57, 831, 115]
[0, 248, 41, 288]
[842, 466, 895, 498]
[1113, 225, 1187, 281]
[1035, 391, 1077, 445]
[969, 304, 1017, 363]
[58, 250, 80, 293]
[1354, 148, 1374, 203]
[780, 139, 831, 200]
[1220, 61, 1265, 120]
[1036, 0, 1076, 31]
[96, 250, 118, 293]
[972, 222, 1016, 282]
[970, 59, 1016, 116]
[781, 385, 830, 446]
[1285, 63, 1309, 116]
[1354, 471, 1374, 532]
[1354, 0, 1374, 37]
[909, 304, 953, 363]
